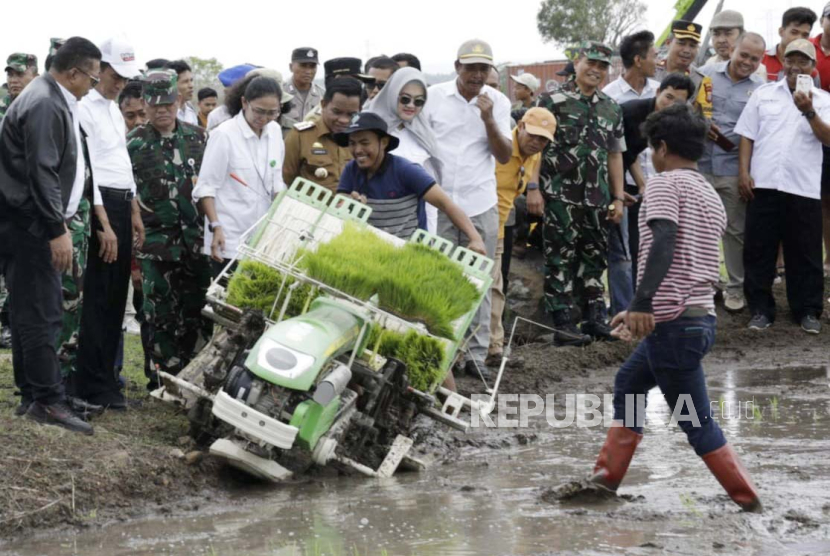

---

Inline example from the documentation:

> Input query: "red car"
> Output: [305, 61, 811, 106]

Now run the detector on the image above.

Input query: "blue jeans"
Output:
[608, 207, 634, 316]
[612, 315, 726, 456]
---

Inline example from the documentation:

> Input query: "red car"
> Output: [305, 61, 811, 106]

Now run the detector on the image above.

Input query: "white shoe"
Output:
[123, 317, 141, 336]
[724, 293, 745, 313]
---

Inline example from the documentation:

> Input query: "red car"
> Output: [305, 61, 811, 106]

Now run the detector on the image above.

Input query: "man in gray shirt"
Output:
[695, 32, 767, 312]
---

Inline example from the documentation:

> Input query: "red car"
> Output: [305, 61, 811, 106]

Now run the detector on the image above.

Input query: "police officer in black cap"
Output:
[283, 47, 325, 134]
[655, 20, 702, 82]
[303, 57, 374, 122]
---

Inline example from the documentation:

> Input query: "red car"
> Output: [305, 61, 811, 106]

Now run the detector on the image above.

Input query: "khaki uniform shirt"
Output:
[282, 118, 352, 193]
[282, 80, 324, 136]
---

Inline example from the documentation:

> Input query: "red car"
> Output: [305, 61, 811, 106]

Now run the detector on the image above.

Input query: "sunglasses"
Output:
[74, 66, 101, 87]
[371, 80, 387, 91]
[399, 95, 426, 107]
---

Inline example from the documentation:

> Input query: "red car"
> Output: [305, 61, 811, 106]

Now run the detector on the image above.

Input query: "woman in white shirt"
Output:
[193, 76, 288, 274]
[366, 67, 441, 232]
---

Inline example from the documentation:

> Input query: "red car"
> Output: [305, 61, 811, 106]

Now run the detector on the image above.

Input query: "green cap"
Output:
[574, 41, 613, 64]
[5, 53, 38, 73]
[142, 69, 179, 106]
[49, 38, 66, 58]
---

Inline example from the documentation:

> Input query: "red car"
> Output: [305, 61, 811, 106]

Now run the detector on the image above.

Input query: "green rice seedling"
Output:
[299, 224, 480, 338]
[226, 260, 314, 318]
[366, 325, 449, 391]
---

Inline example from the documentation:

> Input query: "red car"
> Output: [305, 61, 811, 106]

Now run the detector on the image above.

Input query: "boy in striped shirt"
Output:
[586, 104, 762, 513]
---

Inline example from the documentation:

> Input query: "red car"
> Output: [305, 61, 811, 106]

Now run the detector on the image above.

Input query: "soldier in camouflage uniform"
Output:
[58, 198, 91, 380]
[128, 70, 212, 382]
[0, 53, 40, 348]
[535, 42, 627, 345]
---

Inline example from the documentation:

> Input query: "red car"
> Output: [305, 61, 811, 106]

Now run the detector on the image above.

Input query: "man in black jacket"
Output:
[620, 73, 695, 282]
[0, 37, 102, 435]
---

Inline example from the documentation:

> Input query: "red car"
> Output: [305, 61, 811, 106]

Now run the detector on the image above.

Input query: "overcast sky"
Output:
[0, 0, 818, 76]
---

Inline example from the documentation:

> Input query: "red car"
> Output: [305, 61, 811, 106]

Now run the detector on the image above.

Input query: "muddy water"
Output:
[4, 364, 830, 556]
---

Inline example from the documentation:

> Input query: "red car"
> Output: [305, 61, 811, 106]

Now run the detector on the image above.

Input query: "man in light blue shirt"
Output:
[695, 32, 766, 312]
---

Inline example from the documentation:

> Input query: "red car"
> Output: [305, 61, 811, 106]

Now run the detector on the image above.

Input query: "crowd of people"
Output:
[0, 9, 826, 511]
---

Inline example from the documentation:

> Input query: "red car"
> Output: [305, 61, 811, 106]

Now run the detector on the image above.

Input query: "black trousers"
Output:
[744, 189, 823, 322]
[625, 183, 641, 291]
[0, 221, 65, 404]
[74, 189, 133, 399]
[502, 225, 514, 296]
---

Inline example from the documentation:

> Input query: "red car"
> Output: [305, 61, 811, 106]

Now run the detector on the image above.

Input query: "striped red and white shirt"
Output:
[637, 169, 726, 323]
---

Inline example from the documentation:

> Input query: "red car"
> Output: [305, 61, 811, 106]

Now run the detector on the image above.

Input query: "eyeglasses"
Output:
[399, 95, 426, 107]
[371, 80, 387, 91]
[250, 106, 280, 118]
[74, 66, 100, 87]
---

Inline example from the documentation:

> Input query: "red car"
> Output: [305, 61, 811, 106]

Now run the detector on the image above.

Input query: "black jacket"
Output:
[0, 74, 78, 239]
[621, 97, 657, 173]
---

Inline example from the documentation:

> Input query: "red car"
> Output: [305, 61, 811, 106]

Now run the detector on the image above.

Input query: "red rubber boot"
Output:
[702, 444, 763, 512]
[589, 424, 643, 491]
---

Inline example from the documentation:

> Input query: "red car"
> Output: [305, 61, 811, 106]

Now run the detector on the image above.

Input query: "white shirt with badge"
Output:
[193, 112, 286, 258]
[734, 79, 830, 200]
[424, 80, 512, 217]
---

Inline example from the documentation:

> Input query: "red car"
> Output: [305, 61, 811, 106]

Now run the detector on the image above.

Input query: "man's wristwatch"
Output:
[526, 182, 539, 191]
[208, 221, 222, 232]
[804, 109, 817, 121]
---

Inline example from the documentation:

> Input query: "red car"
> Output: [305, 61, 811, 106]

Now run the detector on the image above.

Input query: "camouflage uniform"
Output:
[58, 198, 91, 377]
[129, 70, 212, 376]
[536, 43, 625, 316]
[0, 94, 9, 121]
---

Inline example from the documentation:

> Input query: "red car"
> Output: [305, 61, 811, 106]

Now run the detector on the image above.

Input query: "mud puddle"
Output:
[3, 362, 829, 556]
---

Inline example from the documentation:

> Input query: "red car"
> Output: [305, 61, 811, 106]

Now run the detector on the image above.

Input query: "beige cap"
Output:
[521, 107, 556, 142]
[785, 38, 817, 61]
[457, 39, 494, 65]
[510, 73, 540, 93]
[245, 67, 293, 103]
[710, 10, 744, 30]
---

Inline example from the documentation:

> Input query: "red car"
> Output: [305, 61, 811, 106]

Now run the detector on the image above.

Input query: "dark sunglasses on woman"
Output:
[399, 95, 426, 107]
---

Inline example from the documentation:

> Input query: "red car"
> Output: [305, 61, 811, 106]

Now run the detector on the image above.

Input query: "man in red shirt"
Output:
[763, 7, 817, 82]
[810, 4, 830, 275]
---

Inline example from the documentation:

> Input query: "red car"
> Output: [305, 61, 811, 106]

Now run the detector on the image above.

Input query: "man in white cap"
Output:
[736, 38, 830, 335]
[74, 35, 145, 408]
[425, 39, 512, 378]
[509, 72, 539, 112]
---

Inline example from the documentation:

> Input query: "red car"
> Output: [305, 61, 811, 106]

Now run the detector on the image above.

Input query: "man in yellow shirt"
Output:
[488, 108, 555, 363]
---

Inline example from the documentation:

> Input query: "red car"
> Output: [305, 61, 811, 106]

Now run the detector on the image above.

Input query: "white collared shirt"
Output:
[424, 80, 512, 217]
[734, 79, 830, 200]
[78, 88, 136, 206]
[602, 76, 660, 103]
[56, 81, 85, 219]
[192, 112, 286, 257]
[207, 105, 231, 132]
[603, 76, 659, 184]
[178, 102, 199, 126]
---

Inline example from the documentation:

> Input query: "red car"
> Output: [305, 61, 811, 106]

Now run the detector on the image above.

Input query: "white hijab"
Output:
[365, 67, 439, 165]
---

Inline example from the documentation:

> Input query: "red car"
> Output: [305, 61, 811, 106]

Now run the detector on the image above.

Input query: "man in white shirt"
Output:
[735, 39, 830, 334]
[425, 39, 512, 378]
[167, 59, 198, 125]
[74, 36, 144, 409]
[602, 30, 661, 319]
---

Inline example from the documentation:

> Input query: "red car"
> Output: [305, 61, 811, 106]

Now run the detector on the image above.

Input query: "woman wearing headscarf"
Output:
[366, 67, 441, 232]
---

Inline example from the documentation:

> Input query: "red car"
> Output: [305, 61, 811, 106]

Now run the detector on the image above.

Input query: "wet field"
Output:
[5, 355, 829, 556]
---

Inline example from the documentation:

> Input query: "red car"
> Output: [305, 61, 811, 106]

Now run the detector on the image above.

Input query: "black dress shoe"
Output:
[66, 396, 105, 418]
[464, 360, 491, 380]
[14, 400, 32, 417]
[26, 401, 94, 435]
[83, 391, 128, 411]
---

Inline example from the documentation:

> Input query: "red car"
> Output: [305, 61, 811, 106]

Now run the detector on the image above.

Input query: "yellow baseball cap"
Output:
[521, 107, 556, 142]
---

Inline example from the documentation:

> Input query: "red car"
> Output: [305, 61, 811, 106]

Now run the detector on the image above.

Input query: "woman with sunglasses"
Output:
[366, 67, 441, 232]
[193, 76, 288, 276]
